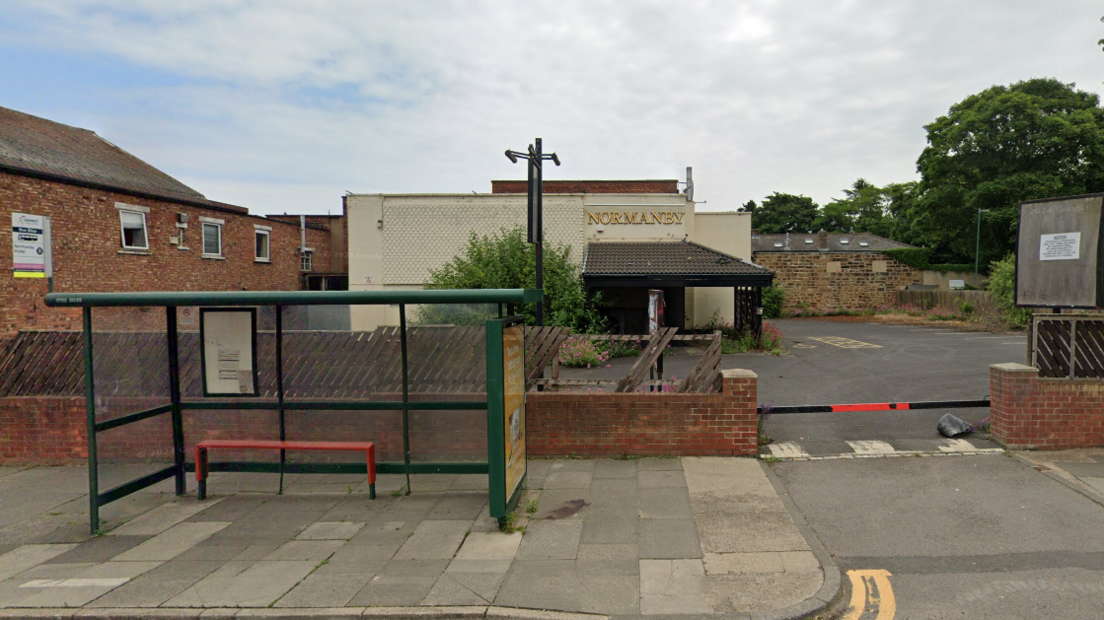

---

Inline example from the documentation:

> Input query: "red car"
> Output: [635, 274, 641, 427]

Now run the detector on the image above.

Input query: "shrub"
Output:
[762, 286, 785, 319]
[987, 253, 1033, 326]
[558, 337, 611, 368]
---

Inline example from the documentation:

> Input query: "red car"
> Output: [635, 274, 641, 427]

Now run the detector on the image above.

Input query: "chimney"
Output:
[685, 166, 694, 202]
[817, 229, 829, 251]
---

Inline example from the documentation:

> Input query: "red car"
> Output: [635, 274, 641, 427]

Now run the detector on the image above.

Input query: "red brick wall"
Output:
[0, 172, 330, 336]
[990, 363, 1104, 450]
[491, 180, 679, 194]
[0, 370, 759, 464]
[526, 370, 758, 457]
[753, 251, 920, 313]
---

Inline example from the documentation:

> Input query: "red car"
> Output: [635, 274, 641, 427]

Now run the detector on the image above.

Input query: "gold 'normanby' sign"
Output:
[588, 211, 685, 225]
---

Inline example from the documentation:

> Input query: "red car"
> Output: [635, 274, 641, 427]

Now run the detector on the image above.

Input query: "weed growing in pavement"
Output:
[390, 486, 407, 497]
[761, 455, 780, 464]
[501, 511, 525, 534]
[758, 401, 774, 446]
[526, 499, 538, 514]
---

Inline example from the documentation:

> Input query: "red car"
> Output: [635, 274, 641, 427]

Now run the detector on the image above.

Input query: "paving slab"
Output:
[495, 559, 638, 615]
[542, 471, 592, 490]
[422, 572, 504, 606]
[705, 571, 824, 614]
[528, 490, 590, 521]
[579, 510, 636, 545]
[112, 522, 230, 562]
[262, 540, 345, 562]
[44, 536, 148, 566]
[165, 560, 318, 607]
[637, 487, 693, 520]
[295, 522, 364, 541]
[636, 458, 683, 471]
[637, 470, 686, 489]
[347, 520, 418, 547]
[393, 521, 469, 561]
[513, 520, 582, 561]
[0, 545, 78, 581]
[347, 560, 449, 607]
[274, 573, 375, 608]
[453, 532, 522, 562]
[426, 494, 487, 521]
[84, 561, 223, 608]
[574, 543, 639, 576]
[637, 519, 702, 559]
[592, 460, 637, 479]
[13, 562, 163, 608]
[108, 501, 221, 537]
[639, 559, 712, 615]
[326, 542, 403, 567]
[546, 460, 596, 473]
[186, 497, 267, 523]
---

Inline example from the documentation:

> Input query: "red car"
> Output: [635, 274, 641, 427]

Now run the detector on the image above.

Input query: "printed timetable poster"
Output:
[502, 323, 526, 501]
[200, 309, 258, 396]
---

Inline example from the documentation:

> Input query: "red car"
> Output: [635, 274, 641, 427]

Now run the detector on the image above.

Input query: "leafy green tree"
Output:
[741, 199, 757, 213]
[915, 78, 1104, 265]
[987, 254, 1033, 326]
[751, 192, 818, 234]
[417, 226, 604, 332]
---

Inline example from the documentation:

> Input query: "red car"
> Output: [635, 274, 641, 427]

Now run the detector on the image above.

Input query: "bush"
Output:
[558, 337, 611, 368]
[417, 226, 604, 332]
[762, 286, 785, 319]
[987, 253, 1033, 326]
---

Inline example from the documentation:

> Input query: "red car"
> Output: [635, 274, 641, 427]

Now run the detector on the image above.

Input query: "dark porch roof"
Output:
[582, 241, 773, 288]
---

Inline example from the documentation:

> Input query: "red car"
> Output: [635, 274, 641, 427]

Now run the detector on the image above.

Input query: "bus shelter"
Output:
[44, 289, 540, 533]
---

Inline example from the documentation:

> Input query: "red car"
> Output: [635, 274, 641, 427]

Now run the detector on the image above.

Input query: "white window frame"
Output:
[254, 225, 271, 262]
[116, 203, 150, 252]
[301, 248, 314, 272]
[200, 217, 224, 258]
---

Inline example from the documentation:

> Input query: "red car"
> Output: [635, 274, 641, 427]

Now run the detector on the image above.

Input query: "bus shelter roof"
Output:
[44, 288, 543, 308]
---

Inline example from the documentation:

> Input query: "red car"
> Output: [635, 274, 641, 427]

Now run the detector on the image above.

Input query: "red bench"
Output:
[195, 440, 376, 500]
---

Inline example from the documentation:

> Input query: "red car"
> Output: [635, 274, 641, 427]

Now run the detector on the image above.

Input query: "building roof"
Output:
[752, 230, 913, 253]
[583, 241, 772, 276]
[0, 106, 210, 206]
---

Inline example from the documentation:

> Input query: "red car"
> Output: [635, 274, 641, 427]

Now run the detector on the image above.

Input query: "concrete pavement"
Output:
[0, 457, 839, 620]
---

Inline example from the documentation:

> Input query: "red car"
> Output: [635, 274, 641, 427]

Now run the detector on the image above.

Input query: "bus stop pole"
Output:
[82, 307, 99, 534]
[400, 304, 411, 495]
[166, 307, 185, 496]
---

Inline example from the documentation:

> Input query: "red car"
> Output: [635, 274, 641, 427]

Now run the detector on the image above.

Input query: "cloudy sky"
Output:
[1, 1, 1101, 215]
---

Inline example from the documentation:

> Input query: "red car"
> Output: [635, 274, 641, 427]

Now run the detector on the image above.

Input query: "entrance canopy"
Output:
[581, 241, 773, 288]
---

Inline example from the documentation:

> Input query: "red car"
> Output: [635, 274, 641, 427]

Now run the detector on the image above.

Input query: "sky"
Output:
[1, 1, 1102, 216]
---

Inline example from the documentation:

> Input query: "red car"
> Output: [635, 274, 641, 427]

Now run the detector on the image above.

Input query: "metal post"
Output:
[974, 209, 988, 280]
[400, 303, 411, 495]
[276, 305, 286, 494]
[166, 307, 185, 496]
[82, 308, 99, 534]
[534, 139, 544, 327]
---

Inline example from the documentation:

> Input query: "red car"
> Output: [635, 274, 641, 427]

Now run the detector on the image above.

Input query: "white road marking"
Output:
[845, 440, 897, 455]
[21, 578, 131, 588]
[965, 336, 1020, 340]
[768, 442, 810, 458]
[939, 438, 981, 452]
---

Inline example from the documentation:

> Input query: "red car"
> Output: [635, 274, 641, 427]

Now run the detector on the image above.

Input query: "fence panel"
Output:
[895, 290, 997, 314]
[1032, 315, 1104, 379]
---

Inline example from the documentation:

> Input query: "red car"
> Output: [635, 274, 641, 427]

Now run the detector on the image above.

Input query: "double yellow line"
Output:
[842, 569, 896, 619]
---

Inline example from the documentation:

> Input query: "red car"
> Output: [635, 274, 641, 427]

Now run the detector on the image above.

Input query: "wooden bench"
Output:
[195, 440, 376, 500]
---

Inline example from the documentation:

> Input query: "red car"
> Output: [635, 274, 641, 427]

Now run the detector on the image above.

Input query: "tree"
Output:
[417, 226, 604, 332]
[741, 199, 757, 213]
[915, 78, 1104, 265]
[751, 192, 818, 234]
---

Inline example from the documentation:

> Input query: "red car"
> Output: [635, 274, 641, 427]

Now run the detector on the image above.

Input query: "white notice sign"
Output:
[1039, 232, 1081, 261]
[201, 309, 257, 396]
[11, 213, 50, 278]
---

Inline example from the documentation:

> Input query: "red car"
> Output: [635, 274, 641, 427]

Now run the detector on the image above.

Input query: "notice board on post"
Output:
[1016, 194, 1104, 308]
[200, 308, 259, 397]
[486, 315, 526, 519]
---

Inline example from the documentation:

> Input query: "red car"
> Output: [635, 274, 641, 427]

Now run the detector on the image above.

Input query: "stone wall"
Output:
[752, 252, 921, 313]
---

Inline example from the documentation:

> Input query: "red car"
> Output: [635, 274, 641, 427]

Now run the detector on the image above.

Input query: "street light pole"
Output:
[974, 208, 989, 281]
[505, 139, 561, 326]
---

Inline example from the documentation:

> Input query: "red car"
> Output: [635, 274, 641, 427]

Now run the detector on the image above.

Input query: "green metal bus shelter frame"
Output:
[44, 289, 542, 533]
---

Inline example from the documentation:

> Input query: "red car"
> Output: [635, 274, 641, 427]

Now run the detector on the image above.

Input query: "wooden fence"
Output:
[1032, 315, 1104, 379]
[895, 290, 997, 314]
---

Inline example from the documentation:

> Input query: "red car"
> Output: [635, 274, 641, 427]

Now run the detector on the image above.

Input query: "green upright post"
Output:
[400, 303, 411, 495]
[82, 308, 99, 534]
[166, 307, 185, 495]
[277, 305, 286, 494]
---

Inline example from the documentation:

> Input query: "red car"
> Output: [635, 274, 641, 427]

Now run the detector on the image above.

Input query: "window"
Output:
[202, 222, 222, 256]
[254, 227, 270, 262]
[301, 249, 313, 272]
[119, 210, 148, 250]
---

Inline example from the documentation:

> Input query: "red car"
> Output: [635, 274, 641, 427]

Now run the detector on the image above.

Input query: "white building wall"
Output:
[690, 211, 754, 326]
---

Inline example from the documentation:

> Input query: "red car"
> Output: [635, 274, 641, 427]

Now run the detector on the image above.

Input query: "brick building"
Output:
[0, 106, 343, 337]
[752, 230, 920, 314]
